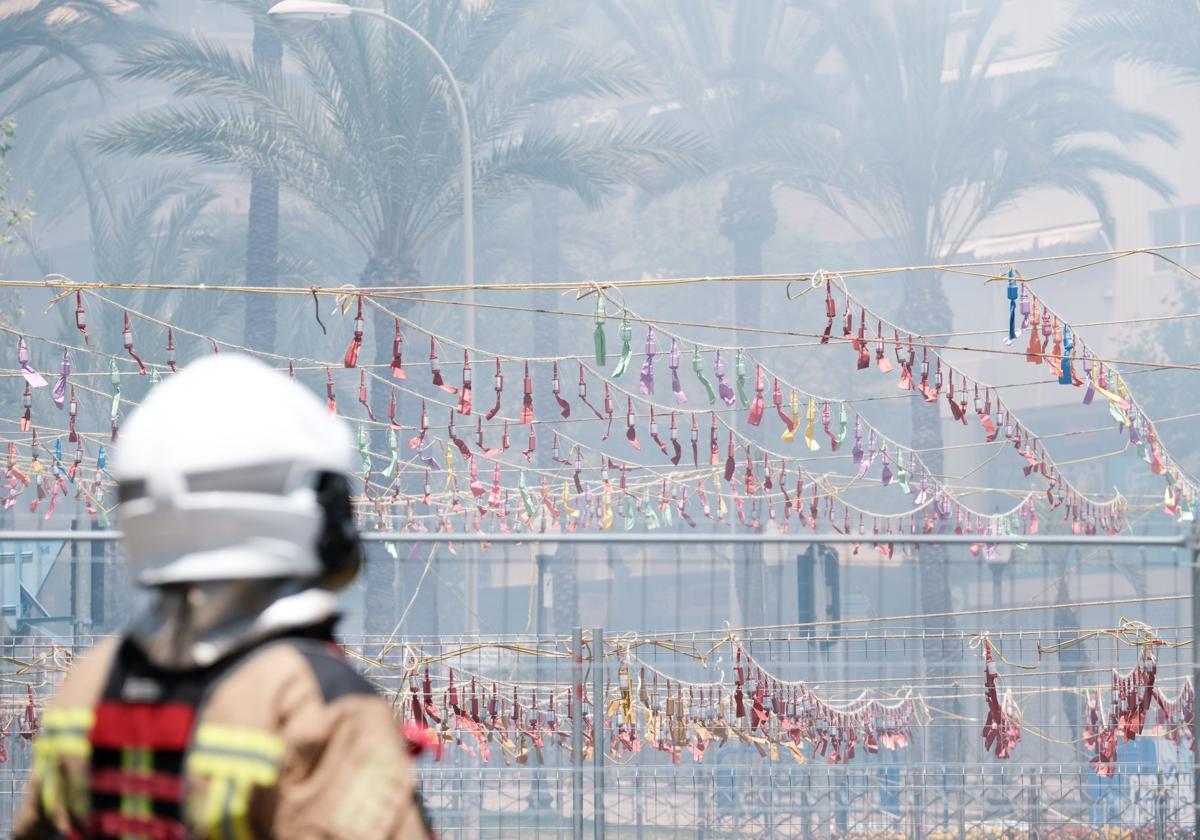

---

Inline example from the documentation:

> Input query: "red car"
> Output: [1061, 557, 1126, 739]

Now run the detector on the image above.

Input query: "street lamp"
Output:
[267, 0, 475, 289]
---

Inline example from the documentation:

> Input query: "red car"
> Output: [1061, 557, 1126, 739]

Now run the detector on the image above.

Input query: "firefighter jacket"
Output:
[14, 628, 432, 839]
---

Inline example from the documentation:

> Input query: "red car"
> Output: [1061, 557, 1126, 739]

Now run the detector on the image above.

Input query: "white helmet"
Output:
[113, 355, 360, 587]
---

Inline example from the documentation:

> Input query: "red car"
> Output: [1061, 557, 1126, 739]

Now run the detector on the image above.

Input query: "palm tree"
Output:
[597, 0, 825, 335]
[596, 0, 828, 627]
[93, 0, 706, 635]
[94, 0, 703, 364]
[1057, 1, 1200, 84]
[55, 145, 242, 354]
[0, 0, 143, 118]
[0, 0, 152, 269]
[793, 0, 1173, 760]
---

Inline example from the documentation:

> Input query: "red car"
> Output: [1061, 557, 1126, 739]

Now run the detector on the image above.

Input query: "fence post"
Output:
[1029, 770, 1040, 838]
[956, 767, 965, 840]
[801, 772, 811, 840]
[635, 769, 644, 840]
[592, 626, 605, 840]
[1156, 769, 1166, 840]
[911, 771, 923, 840]
[572, 626, 584, 840]
[1192, 524, 1200, 839]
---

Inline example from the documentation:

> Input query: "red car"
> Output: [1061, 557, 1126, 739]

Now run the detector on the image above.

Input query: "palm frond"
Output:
[797, 0, 1175, 269]
[1056, 2, 1200, 83]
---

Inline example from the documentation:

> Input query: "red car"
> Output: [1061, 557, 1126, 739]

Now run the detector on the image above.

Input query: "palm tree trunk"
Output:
[243, 18, 281, 352]
[361, 252, 421, 637]
[719, 174, 775, 627]
[720, 173, 774, 341]
[903, 269, 958, 763]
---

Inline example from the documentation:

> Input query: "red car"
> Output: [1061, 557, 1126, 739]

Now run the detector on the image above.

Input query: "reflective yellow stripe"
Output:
[189, 760, 269, 840]
[34, 707, 94, 818]
[192, 724, 284, 760]
[120, 748, 154, 840]
[198, 774, 228, 839]
[35, 731, 91, 759]
[187, 724, 284, 840]
[186, 752, 278, 787]
[36, 751, 64, 819]
[44, 707, 95, 729]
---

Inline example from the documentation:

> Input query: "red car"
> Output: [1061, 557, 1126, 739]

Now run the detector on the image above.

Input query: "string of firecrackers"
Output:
[400, 376, 1026, 546]
[71, 278, 1170, 532]
[386, 654, 922, 767]
[547, 428, 1018, 556]
[368, 376, 1031, 546]
[23, 286, 1177, 539]
[351, 288, 991, 523]
[73, 282, 1091, 535]
[0, 646, 75, 766]
[1000, 273, 1199, 522]
[0, 634, 1186, 770]
[360, 296, 1049, 545]
[15, 294, 1056, 540]
[974, 622, 1195, 772]
[0, 367, 1041, 544]
[0, 391, 1125, 549]
[0, 391, 111, 526]
[0, 370, 1121, 544]
[365, 620, 1180, 768]
[808, 274, 1127, 528]
[564, 365, 1039, 546]
[576, 286, 1125, 539]
[377, 644, 1195, 769]
[1082, 667, 1194, 776]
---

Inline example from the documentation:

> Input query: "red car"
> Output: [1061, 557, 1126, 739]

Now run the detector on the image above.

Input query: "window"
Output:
[1150, 206, 1200, 268]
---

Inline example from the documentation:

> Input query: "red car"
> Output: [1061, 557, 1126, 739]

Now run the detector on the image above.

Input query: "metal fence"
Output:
[414, 765, 1195, 839]
[0, 531, 1194, 838]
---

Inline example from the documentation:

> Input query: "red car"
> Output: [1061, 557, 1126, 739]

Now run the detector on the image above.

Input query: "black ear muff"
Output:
[314, 471, 363, 590]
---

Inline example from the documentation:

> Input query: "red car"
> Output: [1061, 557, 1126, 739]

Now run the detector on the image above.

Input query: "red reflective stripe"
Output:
[89, 767, 184, 802]
[93, 810, 187, 840]
[90, 703, 194, 750]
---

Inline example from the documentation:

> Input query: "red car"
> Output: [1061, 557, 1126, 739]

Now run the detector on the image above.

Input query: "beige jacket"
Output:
[15, 634, 431, 839]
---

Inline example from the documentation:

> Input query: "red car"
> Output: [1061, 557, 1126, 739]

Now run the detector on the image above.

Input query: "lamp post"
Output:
[268, 0, 479, 644]
[267, 0, 475, 290]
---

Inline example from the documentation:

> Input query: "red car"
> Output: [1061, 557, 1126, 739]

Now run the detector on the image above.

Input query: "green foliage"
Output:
[0, 118, 31, 327]
[0, 118, 31, 247]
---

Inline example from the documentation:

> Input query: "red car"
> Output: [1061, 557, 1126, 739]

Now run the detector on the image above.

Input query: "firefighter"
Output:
[16, 355, 431, 839]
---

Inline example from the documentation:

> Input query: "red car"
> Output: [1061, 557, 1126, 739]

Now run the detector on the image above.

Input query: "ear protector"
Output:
[314, 471, 363, 590]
